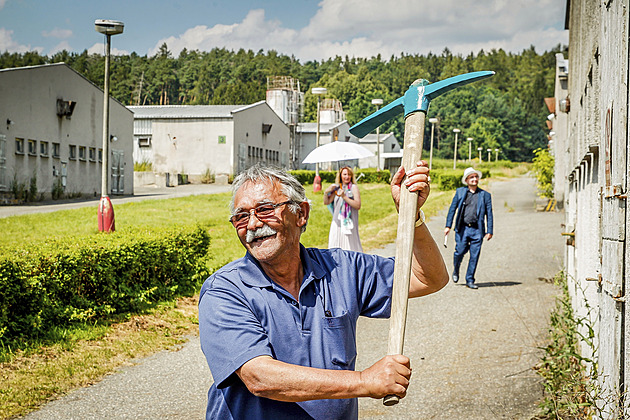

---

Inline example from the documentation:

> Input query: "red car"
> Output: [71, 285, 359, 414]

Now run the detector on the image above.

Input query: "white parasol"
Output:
[302, 141, 374, 164]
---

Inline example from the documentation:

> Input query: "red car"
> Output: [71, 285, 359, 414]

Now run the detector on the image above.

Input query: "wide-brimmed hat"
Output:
[462, 167, 482, 185]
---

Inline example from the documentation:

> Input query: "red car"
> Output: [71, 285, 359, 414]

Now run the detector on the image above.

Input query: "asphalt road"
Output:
[20, 175, 564, 420]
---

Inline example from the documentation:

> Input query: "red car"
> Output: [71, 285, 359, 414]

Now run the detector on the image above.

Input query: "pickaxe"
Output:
[349, 71, 494, 406]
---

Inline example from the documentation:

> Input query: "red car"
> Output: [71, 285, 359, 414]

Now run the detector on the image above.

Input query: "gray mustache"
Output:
[246, 224, 278, 243]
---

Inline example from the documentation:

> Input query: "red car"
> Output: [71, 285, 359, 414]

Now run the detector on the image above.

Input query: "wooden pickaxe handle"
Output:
[348, 71, 495, 407]
[383, 110, 425, 406]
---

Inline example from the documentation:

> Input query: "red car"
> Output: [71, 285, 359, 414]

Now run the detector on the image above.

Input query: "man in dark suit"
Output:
[444, 167, 493, 289]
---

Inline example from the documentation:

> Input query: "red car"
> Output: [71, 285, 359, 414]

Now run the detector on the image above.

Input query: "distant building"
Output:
[357, 132, 402, 173]
[129, 101, 290, 184]
[0, 63, 133, 199]
[296, 121, 359, 171]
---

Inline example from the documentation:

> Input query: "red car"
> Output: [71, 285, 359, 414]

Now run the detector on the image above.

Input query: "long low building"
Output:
[129, 102, 290, 184]
[0, 63, 133, 199]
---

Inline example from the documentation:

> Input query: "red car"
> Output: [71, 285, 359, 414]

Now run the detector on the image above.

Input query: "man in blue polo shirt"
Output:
[198, 162, 448, 419]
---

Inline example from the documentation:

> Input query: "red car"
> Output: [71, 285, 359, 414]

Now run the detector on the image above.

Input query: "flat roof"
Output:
[128, 104, 248, 119]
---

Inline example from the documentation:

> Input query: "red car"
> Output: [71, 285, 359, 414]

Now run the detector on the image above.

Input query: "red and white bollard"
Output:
[98, 196, 115, 233]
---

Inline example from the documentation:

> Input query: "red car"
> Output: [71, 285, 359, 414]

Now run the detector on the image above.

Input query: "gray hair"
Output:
[230, 164, 310, 232]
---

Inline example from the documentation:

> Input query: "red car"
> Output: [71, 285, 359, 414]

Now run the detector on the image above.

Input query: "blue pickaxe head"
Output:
[349, 71, 495, 138]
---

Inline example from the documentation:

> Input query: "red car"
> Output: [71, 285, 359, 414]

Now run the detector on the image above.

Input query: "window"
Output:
[98, 148, 102, 162]
[218, 135, 226, 144]
[79, 146, 86, 161]
[40, 141, 49, 157]
[15, 138, 24, 154]
[28, 139, 37, 156]
[52, 142, 60, 158]
[89, 147, 96, 162]
[248, 145, 251, 157]
[138, 137, 151, 147]
[69, 145, 77, 160]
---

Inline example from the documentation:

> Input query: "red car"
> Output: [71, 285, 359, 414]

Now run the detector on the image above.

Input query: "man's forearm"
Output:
[409, 224, 449, 297]
[237, 356, 365, 402]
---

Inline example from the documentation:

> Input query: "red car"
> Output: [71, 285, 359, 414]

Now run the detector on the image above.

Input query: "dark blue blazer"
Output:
[445, 187, 493, 236]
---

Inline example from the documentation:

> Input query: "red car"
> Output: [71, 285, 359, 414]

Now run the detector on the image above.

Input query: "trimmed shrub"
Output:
[289, 169, 390, 184]
[0, 226, 210, 346]
[431, 168, 491, 191]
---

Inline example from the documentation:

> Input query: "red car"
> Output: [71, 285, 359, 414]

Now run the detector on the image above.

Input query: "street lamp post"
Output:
[467, 137, 473, 162]
[478, 147, 483, 162]
[495, 148, 499, 161]
[452, 128, 460, 169]
[372, 98, 383, 171]
[95, 19, 124, 233]
[312, 87, 327, 192]
[428, 118, 438, 170]
[487, 148, 492, 162]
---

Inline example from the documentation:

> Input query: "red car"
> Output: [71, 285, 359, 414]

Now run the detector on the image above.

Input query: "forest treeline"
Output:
[0, 43, 566, 161]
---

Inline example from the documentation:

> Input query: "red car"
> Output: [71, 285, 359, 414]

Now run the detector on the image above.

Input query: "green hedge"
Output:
[431, 168, 491, 191]
[0, 226, 210, 346]
[288, 168, 391, 184]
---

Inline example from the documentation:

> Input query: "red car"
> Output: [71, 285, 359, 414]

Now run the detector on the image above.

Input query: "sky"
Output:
[0, 0, 568, 62]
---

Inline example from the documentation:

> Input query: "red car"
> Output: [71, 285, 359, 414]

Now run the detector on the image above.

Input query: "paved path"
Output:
[0, 183, 231, 218]
[21, 175, 564, 419]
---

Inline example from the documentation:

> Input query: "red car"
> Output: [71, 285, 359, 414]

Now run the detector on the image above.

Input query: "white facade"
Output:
[296, 121, 359, 170]
[550, 1, 630, 416]
[0, 63, 133, 198]
[129, 102, 290, 182]
[357, 132, 402, 172]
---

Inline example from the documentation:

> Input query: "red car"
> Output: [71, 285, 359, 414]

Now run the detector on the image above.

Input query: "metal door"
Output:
[0, 135, 6, 191]
[111, 149, 124, 194]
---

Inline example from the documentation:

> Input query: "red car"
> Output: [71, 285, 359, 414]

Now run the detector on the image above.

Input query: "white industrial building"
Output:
[129, 101, 290, 184]
[357, 132, 402, 173]
[548, 0, 630, 416]
[0, 63, 133, 199]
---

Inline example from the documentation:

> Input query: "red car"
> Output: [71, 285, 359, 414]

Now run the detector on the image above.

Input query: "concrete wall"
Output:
[0, 63, 133, 197]
[233, 102, 291, 173]
[552, 1, 629, 416]
[150, 118, 234, 176]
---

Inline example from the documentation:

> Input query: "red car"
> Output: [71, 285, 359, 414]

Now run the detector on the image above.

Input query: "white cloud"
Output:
[49, 41, 72, 55]
[0, 28, 43, 53]
[150, 0, 568, 61]
[87, 42, 129, 56]
[42, 28, 73, 39]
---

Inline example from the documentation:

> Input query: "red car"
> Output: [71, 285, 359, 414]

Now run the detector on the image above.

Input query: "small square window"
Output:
[40, 141, 49, 157]
[218, 135, 226, 144]
[28, 139, 37, 156]
[15, 138, 24, 154]
[52, 142, 60, 158]
[89, 147, 96, 162]
[138, 137, 151, 147]
[79, 146, 86, 161]
[69, 145, 77, 160]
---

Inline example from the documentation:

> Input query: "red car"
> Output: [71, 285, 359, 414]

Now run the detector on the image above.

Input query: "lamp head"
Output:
[371, 98, 383, 105]
[311, 87, 327, 95]
[95, 19, 124, 35]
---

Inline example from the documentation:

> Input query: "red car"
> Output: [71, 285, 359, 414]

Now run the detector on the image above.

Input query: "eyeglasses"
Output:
[230, 200, 294, 229]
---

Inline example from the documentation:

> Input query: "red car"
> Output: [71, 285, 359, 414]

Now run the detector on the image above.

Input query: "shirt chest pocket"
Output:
[322, 311, 357, 369]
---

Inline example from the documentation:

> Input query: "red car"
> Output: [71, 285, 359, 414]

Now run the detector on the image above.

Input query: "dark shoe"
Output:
[452, 273, 459, 283]
[466, 283, 479, 289]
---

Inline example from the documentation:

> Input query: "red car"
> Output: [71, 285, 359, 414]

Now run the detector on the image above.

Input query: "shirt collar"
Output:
[238, 244, 327, 289]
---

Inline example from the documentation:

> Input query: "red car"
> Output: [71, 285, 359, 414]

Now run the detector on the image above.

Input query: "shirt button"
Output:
[291, 300, 298, 306]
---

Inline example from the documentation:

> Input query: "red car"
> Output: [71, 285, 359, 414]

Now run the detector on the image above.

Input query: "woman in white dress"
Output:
[323, 166, 363, 252]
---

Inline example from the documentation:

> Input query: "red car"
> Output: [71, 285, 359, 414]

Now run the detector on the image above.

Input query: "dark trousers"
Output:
[453, 225, 483, 284]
